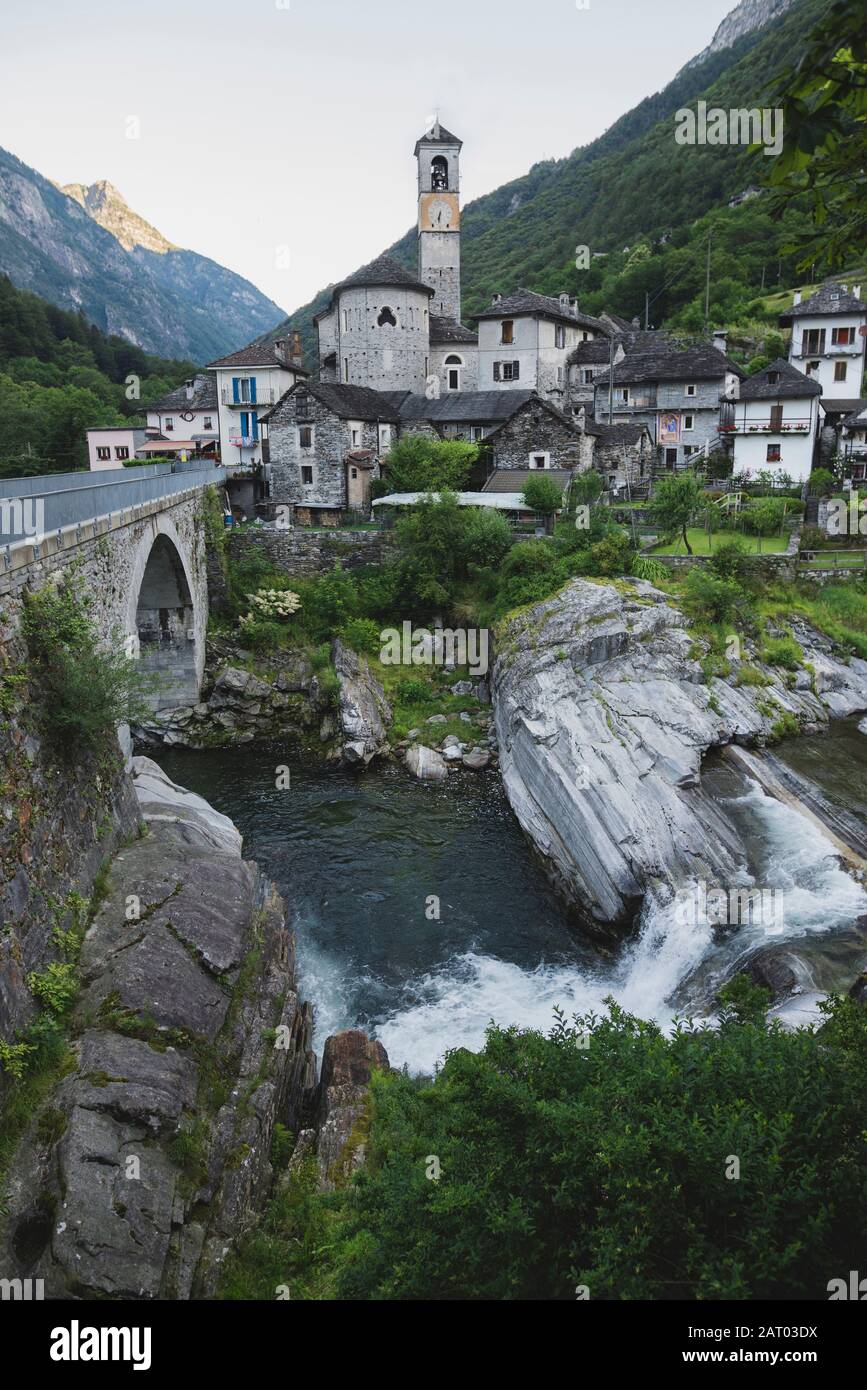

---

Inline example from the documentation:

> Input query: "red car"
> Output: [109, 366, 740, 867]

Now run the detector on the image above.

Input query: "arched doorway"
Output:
[134, 533, 198, 711]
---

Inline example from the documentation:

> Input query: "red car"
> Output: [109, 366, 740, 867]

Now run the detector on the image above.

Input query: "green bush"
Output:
[741, 498, 787, 536]
[460, 507, 513, 570]
[709, 537, 760, 586]
[763, 635, 803, 670]
[807, 468, 836, 497]
[520, 475, 564, 517]
[681, 568, 744, 625]
[22, 580, 151, 752]
[382, 435, 477, 493]
[237, 618, 287, 654]
[329, 989, 867, 1300]
[495, 539, 565, 612]
[305, 564, 359, 642]
[337, 617, 382, 656]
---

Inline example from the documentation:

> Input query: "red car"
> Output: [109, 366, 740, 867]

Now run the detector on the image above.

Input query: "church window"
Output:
[343, 359, 350, 382]
[342, 310, 348, 332]
[431, 155, 449, 190]
[301, 465, 314, 484]
[501, 320, 514, 345]
[378, 306, 397, 327]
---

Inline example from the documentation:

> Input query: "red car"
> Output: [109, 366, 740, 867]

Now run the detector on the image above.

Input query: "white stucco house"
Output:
[140, 374, 220, 460]
[86, 426, 147, 470]
[779, 282, 867, 402]
[473, 290, 609, 404]
[206, 333, 309, 470]
[726, 359, 821, 483]
[839, 402, 867, 483]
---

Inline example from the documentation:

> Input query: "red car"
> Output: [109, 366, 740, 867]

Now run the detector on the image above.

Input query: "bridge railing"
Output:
[0, 465, 222, 546]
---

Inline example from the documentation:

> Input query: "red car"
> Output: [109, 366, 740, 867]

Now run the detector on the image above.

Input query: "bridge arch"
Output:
[125, 517, 204, 712]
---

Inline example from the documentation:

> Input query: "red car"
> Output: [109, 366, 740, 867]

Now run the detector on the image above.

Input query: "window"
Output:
[165, 417, 174, 431]
[832, 326, 855, 346]
[472, 427, 484, 442]
[685, 384, 696, 397]
[342, 311, 348, 332]
[379, 425, 392, 452]
[555, 325, 566, 349]
[203, 417, 213, 430]
[806, 360, 820, 376]
[770, 404, 783, 431]
[351, 427, 360, 447]
[431, 155, 449, 190]
[501, 320, 514, 345]
[683, 414, 694, 431]
[447, 369, 459, 391]
[296, 392, 309, 417]
[301, 465, 314, 485]
[500, 361, 520, 381]
[835, 361, 848, 382]
[531, 454, 549, 469]
[582, 369, 595, 384]
[802, 328, 826, 354]
[343, 359, 349, 383]
[767, 444, 781, 462]
[299, 426, 313, 449]
[766, 373, 779, 385]
[350, 467, 358, 480]
[683, 445, 697, 459]
[617, 388, 630, 404]
[377, 306, 397, 328]
[96, 446, 111, 460]
[582, 332, 589, 342]
[115, 446, 129, 460]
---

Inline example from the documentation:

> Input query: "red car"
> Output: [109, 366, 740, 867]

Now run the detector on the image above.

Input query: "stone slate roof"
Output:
[483, 394, 578, 442]
[414, 123, 462, 154]
[261, 382, 402, 424]
[779, 282, 867, 322]
[147, 374, 217, 413]
[315, 257, 435, 320]
[206, 341, 309, 373]
[566, 340, 613, 367]
[841, 402, 867, 429]
[430, 315, 478, 345]
[584, 422, 650, 445]
[483, 468, 574, 493]
[602, 312, 638, 332]
[819, 397, 867, 416]
[599, 339, 743, 386]
[474, 289, 608, 333]
[395, 389, 535, 425]
[738, 358, 822, 400]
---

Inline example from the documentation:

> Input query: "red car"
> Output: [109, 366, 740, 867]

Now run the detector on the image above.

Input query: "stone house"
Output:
[583, 421, 655, 490]
[474, 289, 609, 403]
[392, 388, 535, 446]
[593, 336, 743, 470]
[484, 394, 582, 472]
[838, 401, 867, 483]
[779, 281, 867, 403]
[262, 382, 401, 523]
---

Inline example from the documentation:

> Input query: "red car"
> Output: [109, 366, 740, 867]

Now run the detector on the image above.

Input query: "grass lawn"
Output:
[800, 552, 866, 570]
[650, 529, 789, 556]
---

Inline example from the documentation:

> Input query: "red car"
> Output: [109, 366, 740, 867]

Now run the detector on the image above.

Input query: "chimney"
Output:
[712, 329, 728, 354]
[275, 334, 303, 366]
[185, 378, 195, 401]
[570, 296, 578, 313]
[559, 292, 571, 311]
[793, 290, 801, 307]
[853, 284, 862, 299]
[492, 293, 502, 306]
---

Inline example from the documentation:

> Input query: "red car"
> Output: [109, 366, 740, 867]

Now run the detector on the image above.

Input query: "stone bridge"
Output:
[0, 465, 219, 710]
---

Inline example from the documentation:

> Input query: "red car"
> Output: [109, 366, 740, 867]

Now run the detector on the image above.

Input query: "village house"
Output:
[583, 420, 655, 491]
[139, 373, 220, 461]
[779, 282, 867, 402]
[391, 388, 535, 446]
[723, 359, 821, 483]
[594, 334, 742, 470]
[474, 289, 608, 403]
[838, 402, 867, 484]
[482, 394, 583, 472]
[262, 381, 401, 524]
[206, 333, 309, 472]
[86, 425, 148, 470]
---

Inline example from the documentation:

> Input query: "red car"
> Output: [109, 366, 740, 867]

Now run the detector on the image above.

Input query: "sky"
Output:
[0, 0, 736, 315]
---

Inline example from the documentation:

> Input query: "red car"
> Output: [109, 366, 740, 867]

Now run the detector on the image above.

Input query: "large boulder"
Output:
[331, 640, 392, 768]
[405, 745, 448, 782]
[492, 578, 867, 924]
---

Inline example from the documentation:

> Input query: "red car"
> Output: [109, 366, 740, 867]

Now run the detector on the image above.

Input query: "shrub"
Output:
[236, 618, 287, 654]
[631, 556, 669, 583]
[338, 617, 382, 656]
[681, 568, 744, 624]
[460, 507, 513, 569]
[807, 468, 836, 497]
[305, 564, 359, 642]
[741, 498, 787, 536]
[382, 435, 477, 493]
[495, 539, 564, 611]
[709, 537, 759, 586]
[22, 580, 150, 752]
[764, 635, 803, 670]
[399, 679, 432, 705]
[520, 475, 564, 517]
[26, 962, 78, 1016]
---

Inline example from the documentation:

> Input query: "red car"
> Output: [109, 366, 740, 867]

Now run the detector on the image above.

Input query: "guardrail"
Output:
[0, 465, 221, 545]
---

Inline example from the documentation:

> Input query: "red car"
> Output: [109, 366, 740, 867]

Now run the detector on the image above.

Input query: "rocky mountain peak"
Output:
[62, 178, 177, 254]
[682, 0, 796, 73]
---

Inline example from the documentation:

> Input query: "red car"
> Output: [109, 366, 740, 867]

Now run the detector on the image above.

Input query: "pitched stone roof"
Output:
[819, 397, 867, 416]
[584, 421, 650, 445]
[206, 341, 310, 373]
[396, 389, 535, 425]
[261, 381, 402, 425]
[738, 358, 822, 400]
[779, 282, 867, 321]
[598, 339, 743, 386]
[430, 315, 478, 345]
[147, 374, 217, 413]
[474, 289, 609, 333]
[483, 394, 578, 441]
[483, 468, 574, 493]
[566, 340, 613, 367]
[414, 122, 462, 154]
[841, 401, 867, 429]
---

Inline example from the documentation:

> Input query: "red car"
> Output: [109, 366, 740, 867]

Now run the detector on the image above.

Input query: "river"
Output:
[158, 716, 867, 1073]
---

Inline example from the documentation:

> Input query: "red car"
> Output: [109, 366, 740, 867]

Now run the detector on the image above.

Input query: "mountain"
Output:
[0, 153, 286, 363]
[263, 0, 825, 364]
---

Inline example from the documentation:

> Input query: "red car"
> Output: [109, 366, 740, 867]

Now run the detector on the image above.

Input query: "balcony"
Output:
[221, 387, 279, 407]
[719, 418, 812, 435]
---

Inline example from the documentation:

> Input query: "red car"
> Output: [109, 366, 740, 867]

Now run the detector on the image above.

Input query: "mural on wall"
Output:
[658, 413, 681, 444]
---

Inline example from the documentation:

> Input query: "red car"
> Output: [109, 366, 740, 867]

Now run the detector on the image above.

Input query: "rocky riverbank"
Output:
[492, 577, 867, 925]
[0, 758, 387, 1299]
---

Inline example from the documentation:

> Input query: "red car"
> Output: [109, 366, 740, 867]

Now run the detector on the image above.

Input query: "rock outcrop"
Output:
[289, 1030, 389, 1192]
[492, 578, 867, 924]
[0, 759, 317, 1299]
[332, 640, 392, 768]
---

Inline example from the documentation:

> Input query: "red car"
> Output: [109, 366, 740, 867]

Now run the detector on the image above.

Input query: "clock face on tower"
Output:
[419, 192, 460, 233]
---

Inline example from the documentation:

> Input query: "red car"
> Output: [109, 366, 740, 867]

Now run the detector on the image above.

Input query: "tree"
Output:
[521, 475, 564, 531]
[382, 435, 477, 493]
[764, 0, 867, 269]
[648, 472, 702, 554]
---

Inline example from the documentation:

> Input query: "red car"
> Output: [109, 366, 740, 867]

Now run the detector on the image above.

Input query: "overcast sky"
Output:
[0, 0, 736, 314]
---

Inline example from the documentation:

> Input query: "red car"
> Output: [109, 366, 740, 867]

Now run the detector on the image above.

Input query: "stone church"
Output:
[261, 122, 649, 520]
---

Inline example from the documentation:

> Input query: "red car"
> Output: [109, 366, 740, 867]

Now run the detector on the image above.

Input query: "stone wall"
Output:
[266, 392, 384, 513]
[491, 400, 580, 470]
[229, 525, 397, 578]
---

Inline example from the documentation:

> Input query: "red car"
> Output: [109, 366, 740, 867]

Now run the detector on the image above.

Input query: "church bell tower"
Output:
[415, 120, 462, 323]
